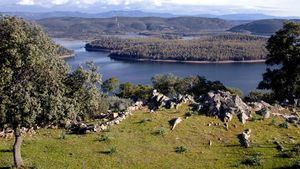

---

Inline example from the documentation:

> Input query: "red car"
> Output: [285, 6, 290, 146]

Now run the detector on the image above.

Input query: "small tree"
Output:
[65, 62, 107, 120]
[0, 17, 70, 168]
[258, 22, 300, 102]
[102, 77, 120, 94]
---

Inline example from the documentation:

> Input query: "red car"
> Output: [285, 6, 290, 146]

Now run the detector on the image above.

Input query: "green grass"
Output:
[1, 105, 300, 169]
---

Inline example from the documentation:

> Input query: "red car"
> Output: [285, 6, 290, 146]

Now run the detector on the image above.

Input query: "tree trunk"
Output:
[13, 127, 24, 168]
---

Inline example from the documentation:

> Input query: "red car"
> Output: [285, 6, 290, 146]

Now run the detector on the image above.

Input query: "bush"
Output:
[59, 130, 67, 139]
[227, 87, 244, 98]
[98, 135, 114, 142]
[152, 74, 227, 98]
[245, 90, 275, 103]
[107, 146, 117, 155]
[242, 153, 263, 166]
[155, 127, 167, 136]
[279, 144, 300, 158]
[175, 146, 188, 153]
[279, 121, 289, 129]
[107, 96, 132, 112]
[118, 82, 153, 101]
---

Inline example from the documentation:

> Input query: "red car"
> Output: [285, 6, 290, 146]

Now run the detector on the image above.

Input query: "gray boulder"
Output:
[198, 90, 252, 123]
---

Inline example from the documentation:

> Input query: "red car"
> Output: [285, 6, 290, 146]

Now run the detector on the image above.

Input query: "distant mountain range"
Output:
[1, 10, 300, 20]
[0, 10, 176, 20]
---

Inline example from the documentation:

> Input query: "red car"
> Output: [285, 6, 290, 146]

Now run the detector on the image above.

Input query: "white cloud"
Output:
[52, 0, 69, 5]
[11, 0, 300, 16]
[18, 0, 35, 5]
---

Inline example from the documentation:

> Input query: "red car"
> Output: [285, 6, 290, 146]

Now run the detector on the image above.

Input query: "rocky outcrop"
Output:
[149, 90, 194, 111]
[273, 113, 300, 124]
[197, 90, 252, 124]
[248, 101, 280, 119]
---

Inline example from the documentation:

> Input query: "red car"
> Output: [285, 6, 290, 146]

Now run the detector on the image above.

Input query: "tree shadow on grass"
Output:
[0, 167, 11, 169]
[0, 149, 12, 153]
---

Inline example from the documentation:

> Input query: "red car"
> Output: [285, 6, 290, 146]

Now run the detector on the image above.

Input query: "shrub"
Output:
[244, 90, 275, 103]
[155, 127, 167, 136]
[269, 117, 277, 126]
[279, 121, 289, 129]
[175, 146, 188, 153]
[118, 82, 153, 101]
[184, 112, 193, 118]
[279, 144, 300, 158]
[59, 130, 67, 139]
[152, 74, 227, 99]
[107, 96, 132, 112]
[139, 118, 152, 124]
[242, 153, 263, 166]
[228, 87, 244, 98]
[98, 135, 111, 142]
[107, 146, 117, 155]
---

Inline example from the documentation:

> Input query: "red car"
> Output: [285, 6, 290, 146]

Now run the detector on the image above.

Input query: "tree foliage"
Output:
[152, 74, 227, 98]
[0, 17, 108, 168]
[64, 62, 107, 120]
[0, 16, 70, 129]
[258, 22, 300, 101]
[87, 34, 267, 62]
[117, 82, 153, 101]
[102, 77, 120, 94]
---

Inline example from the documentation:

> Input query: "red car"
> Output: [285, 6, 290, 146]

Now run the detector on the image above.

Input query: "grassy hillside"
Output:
[229, 19, 300, 35]
[1, 105, 299, 169]
[37, 17, 233, 39]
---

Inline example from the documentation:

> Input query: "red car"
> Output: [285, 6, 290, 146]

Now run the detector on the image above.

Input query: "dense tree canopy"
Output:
[152, 74, 227, 99]
[0, 16, 72, 168]
[0, 17, 107, 168]
[86, 34, 268, 62]
[258, 22, 300, 102]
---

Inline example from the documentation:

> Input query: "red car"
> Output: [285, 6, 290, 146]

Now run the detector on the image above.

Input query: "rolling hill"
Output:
[37, 17, 233, 39]
[229, 19, 300, 35]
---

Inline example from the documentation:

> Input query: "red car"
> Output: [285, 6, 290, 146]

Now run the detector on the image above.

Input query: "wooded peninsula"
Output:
[86, 34, 268, 62]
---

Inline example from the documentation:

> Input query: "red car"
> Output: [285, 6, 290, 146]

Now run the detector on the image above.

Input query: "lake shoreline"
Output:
[109, 55, 266, 64]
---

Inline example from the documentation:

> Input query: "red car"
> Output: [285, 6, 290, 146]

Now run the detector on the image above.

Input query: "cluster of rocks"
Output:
[273, 112, 300, 124]
[248, 101, 281, 119]
[149, 90, 194, 112]
[0, 127, 36, 139]
[67, 103, 141, 134]
[197, 91, 252, 124]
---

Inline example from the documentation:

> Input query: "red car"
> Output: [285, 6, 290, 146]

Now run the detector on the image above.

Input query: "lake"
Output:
[55, 38, 267, 94]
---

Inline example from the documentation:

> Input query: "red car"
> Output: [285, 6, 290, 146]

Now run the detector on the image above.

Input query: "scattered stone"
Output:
[239, 129, 251, 148]
[273, 141, 284, 151]
[171, 117, 183, 130]
[209, 140, 213, 146]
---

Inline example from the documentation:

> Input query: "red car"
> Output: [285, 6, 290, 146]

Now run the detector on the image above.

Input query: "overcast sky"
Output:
[1, 0, 300, 16]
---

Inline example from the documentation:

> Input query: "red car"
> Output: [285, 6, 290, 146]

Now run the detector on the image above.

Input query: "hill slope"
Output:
[1, 105, 299, 168]
[229, 19, 300, 35]
[37, 17, 233, 39]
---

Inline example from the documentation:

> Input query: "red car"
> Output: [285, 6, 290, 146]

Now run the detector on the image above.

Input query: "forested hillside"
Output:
[37, 17, 233, 39]
[86, 34, 268, 62]
[229, 19, 300, 35]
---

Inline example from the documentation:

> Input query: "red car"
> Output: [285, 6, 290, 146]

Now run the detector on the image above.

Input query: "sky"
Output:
[1, 0, 300, 16]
